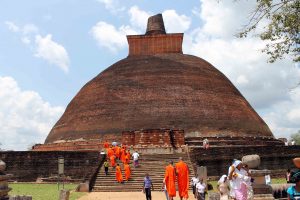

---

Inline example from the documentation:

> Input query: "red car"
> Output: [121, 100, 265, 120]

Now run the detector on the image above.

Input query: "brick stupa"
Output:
[34, 14, 282, 151]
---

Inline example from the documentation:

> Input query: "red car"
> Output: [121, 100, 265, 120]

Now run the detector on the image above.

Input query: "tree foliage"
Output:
[238, 0, 300, 63]
[290, 130, 300, 145]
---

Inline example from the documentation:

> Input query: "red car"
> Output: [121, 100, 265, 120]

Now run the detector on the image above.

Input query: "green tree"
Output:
[290, 130, 300, 145]
[238, 0, 300, 63]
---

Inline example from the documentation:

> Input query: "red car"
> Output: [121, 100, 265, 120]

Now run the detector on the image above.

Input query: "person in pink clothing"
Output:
[228, 160, 250, 200]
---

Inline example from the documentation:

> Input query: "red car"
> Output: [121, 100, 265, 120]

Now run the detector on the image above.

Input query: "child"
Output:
[196, 178, 206, 200]
[143, 173, 154, 200]
[103, 159, 109, 176]
[287, 169, 300, 200]
[191, 174, 199, 198]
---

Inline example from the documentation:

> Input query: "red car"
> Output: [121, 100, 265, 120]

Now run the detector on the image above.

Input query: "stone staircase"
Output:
[92, 153, 194, 192]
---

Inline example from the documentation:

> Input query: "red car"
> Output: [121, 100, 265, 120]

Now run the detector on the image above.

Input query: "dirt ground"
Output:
[78, 191, 196, 200]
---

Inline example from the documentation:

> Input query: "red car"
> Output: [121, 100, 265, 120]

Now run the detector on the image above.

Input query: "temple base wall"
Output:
[190, 145, 300, 178]
[0, 151, 103, 182]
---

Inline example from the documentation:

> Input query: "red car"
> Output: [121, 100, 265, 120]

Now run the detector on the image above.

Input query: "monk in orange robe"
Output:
[120, 147, 126, 163]
[125, 150, 131, 164]
[124, 163, 131, 181]
[110, 155, 116, 168]
[103, 141, 109, 149]
[107, 147, 114, 158]
[115, 164, 123, 183]
[165, 161, 176, 199]
[115, 146, 121, 159]
[175, 157, 189, 200]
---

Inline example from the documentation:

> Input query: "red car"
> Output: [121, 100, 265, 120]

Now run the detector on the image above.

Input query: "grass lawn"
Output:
[9, 183, 86, 200]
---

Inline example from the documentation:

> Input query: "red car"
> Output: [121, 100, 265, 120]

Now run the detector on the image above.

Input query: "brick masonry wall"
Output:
[122, 129, 185, 147]
[190, 145, 300, 177]
[127, 34, 183, 56]
[0, 151, 103, 182]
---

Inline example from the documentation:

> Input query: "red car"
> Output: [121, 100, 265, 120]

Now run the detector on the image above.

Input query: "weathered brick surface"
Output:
[0, 151, 103, 182]
[190, 145, 300, 177]
[127, 34, 183, 56]
[46, 54, 273, 144]
[121, 129, 185, 147]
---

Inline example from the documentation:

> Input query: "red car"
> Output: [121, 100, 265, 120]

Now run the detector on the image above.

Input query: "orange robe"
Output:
[107, 148, 114, 158]
[175, 161, 189, 198]
[125, 152, 131, 164]
[116, 166, 123, 183]
[115, 146, 121, 159]
[124, 164, 131, 181]
[103, 142, 109, 149]
[165, 164, 176, 197]
[120, 148, 126, 163]
[110, 155, 116, 167]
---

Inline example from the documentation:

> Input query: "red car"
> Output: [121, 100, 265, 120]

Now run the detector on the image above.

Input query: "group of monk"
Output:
[164, 157, 190, 200]
[103, 141, 131, 183]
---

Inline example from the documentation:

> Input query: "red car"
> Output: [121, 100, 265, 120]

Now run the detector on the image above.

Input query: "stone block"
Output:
[242, 154, 260, 169]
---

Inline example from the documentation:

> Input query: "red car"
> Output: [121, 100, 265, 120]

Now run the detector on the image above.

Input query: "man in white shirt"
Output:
[191, 174, 199, 198]
[132, 150, 140, 168]
[196, 178, 206, 200]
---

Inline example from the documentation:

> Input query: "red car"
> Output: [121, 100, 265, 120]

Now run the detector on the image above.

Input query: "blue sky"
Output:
[1, 0, 299, 150]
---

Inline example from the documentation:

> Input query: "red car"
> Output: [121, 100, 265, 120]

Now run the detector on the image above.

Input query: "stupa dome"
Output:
[45, 14, 273, 144]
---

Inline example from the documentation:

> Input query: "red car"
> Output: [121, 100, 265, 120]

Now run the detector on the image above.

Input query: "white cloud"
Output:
[90, 21, 137, 52]
[5, 21, 20, 32]
[128, 6, 151, 31]
[34, 34, 70, 72]
[5, 21, 70, 72]
[162, 10, 191, 33]
[97, 0, 125, 13]
[21, 37, 31, 45]
[22, 24, 39, 35]
[0, 76, 64, 151]
[183, 0, 300, 139]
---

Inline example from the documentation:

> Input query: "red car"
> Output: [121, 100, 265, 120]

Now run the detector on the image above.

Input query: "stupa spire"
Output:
[146, 14, 166, 35]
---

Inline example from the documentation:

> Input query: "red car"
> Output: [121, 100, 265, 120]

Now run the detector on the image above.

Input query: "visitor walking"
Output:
[164, 161, 176, 200]
[143, 173, 154, 200]
[115, 164, 123, 183]
[191, 174, 199, 199]
[195, 178, 206, 200]
[103, 159, 109, 176]
[228, 160, 250, 200]
[218, 175, 229, 200]
[287, 169, 300, 200]
[175, 157, 189, 200]
[132, 150, 140, 168]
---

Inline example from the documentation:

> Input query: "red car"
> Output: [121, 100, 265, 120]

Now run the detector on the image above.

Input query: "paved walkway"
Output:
[78, 191, 193, 200]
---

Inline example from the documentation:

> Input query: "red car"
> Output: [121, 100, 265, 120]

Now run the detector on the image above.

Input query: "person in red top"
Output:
[165, 161, 176, 200]
[175, 157, 189, 200]
[103, 140, 109, 149]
